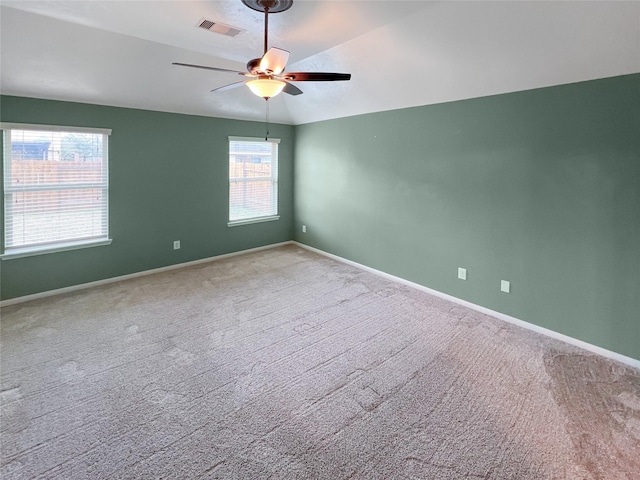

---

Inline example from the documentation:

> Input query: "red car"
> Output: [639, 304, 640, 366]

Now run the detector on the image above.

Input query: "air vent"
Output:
[197, 18, 243, 37]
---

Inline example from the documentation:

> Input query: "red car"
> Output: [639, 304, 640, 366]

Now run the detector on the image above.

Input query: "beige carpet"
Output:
[1, 245, 639, 479]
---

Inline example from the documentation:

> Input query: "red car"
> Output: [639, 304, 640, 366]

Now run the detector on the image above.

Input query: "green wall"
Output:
[294, 74, 640, 360]
[0, 96, 295, 300]
[2, 75, 639, 360]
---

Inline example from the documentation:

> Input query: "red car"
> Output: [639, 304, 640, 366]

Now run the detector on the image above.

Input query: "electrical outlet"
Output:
[501, 280, 510, 293]
[302, 225, 307, 233]
[173, 240, 180, 250]
[457, 267, 467, 280]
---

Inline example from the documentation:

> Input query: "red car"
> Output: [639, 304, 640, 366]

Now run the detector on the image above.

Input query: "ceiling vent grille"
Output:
[197, 18, 243, 37]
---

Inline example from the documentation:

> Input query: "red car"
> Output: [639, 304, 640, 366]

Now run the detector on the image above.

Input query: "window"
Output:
[1, 123, 111, 258]
[228, 137, 279, 225]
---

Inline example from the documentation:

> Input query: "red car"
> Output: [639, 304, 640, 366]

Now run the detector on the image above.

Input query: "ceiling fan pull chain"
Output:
[265, 99, 270, 140]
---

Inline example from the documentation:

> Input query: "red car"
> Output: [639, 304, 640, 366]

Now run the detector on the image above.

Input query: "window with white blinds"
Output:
[228, 137, 279, 225]
[2, 124, 111, 256]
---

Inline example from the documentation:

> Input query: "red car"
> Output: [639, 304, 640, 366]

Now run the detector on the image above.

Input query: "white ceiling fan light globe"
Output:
[247, 78, 286, 99]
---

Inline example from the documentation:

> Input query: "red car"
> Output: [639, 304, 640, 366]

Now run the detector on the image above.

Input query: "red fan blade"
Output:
[282, 72, 351, 82]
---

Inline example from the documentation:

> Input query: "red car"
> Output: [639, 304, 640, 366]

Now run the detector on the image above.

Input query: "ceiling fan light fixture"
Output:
[173, 0, 351, 103]
[247, 78, 286, 99]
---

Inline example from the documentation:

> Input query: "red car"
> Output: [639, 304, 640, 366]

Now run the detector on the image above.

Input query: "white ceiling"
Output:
[1, 1, 638, 125]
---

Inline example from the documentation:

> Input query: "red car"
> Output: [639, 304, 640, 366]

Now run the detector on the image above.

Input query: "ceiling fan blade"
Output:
[282, 81, 303, 96]
[211, 81, 247, 93]
[173, 62, 247, 75]
[259, 47, 290, 75]
[282, 72, 351, 82]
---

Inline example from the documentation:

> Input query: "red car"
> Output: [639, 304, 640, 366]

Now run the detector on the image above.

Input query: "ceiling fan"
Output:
[173, 0, 351, 100]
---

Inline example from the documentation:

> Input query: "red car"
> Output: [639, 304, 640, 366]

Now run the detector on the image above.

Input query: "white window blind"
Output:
[229, 137, 279, 223]
[2, 124, 110, 255]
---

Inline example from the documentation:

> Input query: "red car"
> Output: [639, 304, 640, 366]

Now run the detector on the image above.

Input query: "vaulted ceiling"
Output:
[1, 1, 638, 125]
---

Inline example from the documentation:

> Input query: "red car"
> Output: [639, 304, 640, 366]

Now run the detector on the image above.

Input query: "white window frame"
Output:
[228, 136, 280, 227]
[1, 123, 112, 259]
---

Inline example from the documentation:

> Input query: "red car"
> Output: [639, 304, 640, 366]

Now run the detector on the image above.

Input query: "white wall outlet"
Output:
[501, 280, 510, 293]
[458, 267, 467, 280]
[302, 225, 307, 233]
[173, 240, 180, 250]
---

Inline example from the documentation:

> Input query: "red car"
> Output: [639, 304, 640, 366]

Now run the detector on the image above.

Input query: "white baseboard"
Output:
[0, 241, 294, 308]
[294, 242, 640, 370]
[4, 239, 637, 370]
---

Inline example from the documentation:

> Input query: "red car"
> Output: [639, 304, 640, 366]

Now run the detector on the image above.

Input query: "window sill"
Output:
[228, 215, 280, 227]
[1, 238, 113, 260]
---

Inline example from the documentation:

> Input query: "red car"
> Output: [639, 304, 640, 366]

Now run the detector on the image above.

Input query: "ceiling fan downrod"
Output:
[241, 0, 294, 55]
[263, 4, 269, 55]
